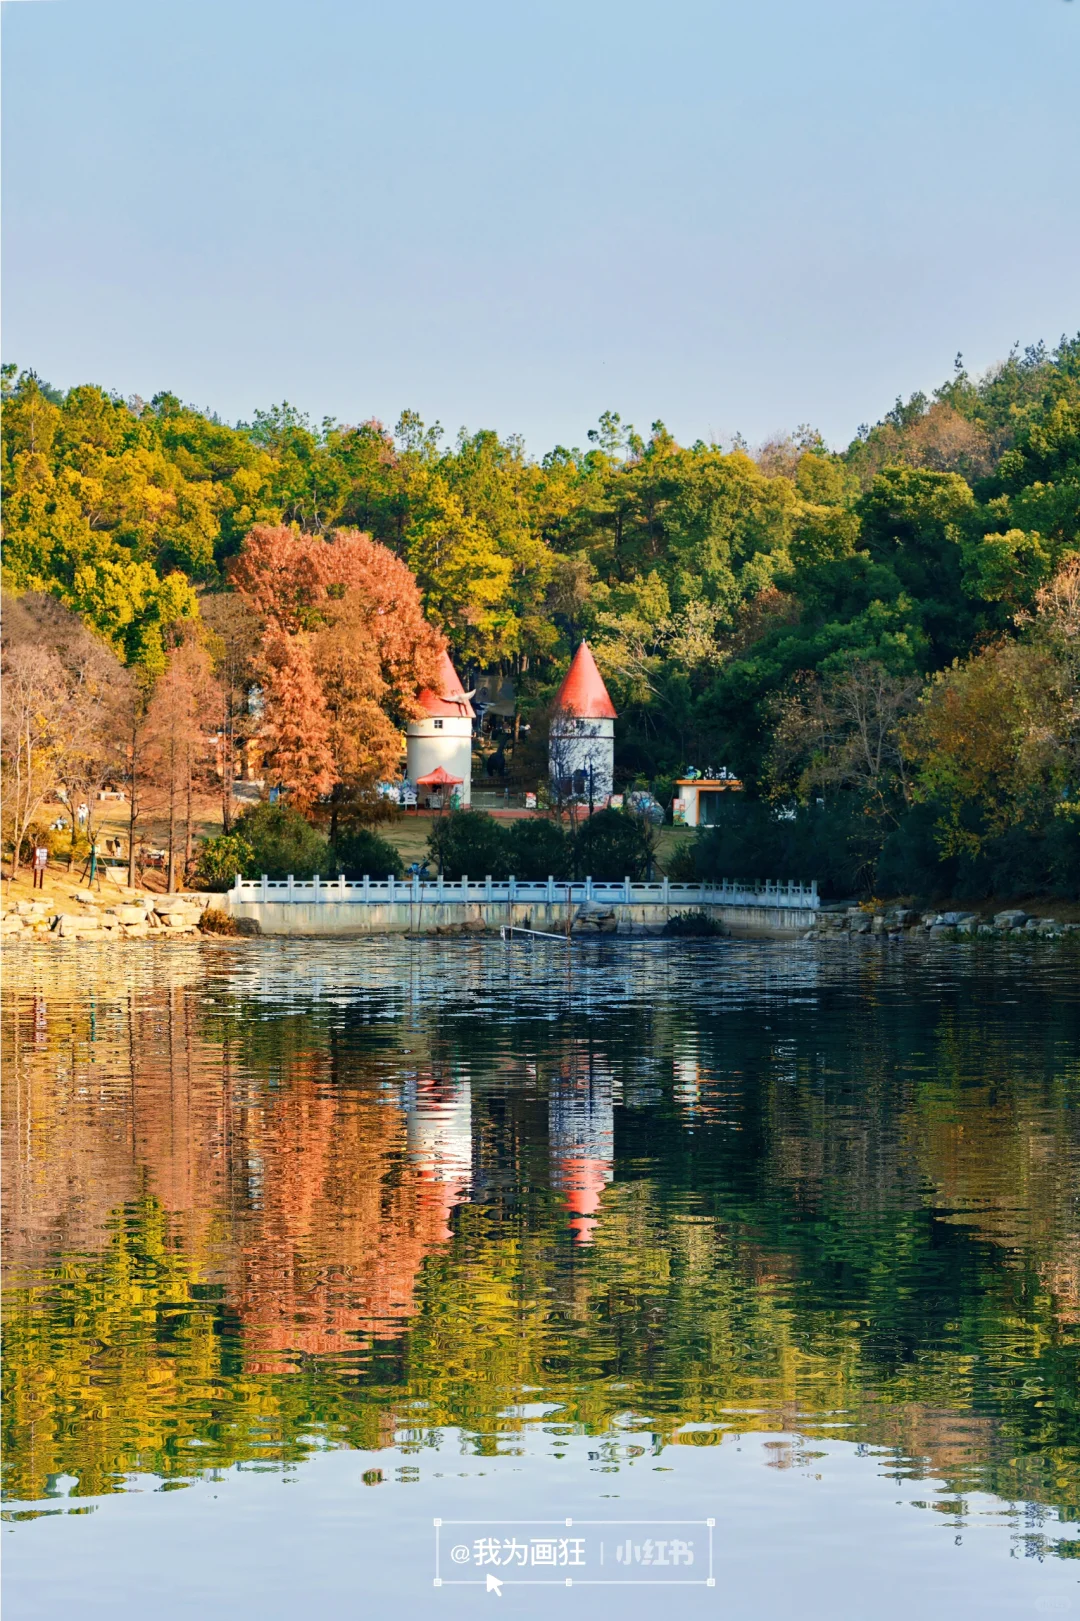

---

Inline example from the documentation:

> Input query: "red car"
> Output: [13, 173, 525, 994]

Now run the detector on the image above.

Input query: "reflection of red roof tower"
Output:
[553, 642, 617, 719]
[558, 1157, 611, 1244]
[417, 650, 475, 720]
[408, 1077, 473, 1243]
[549, 1073, 614, 1245]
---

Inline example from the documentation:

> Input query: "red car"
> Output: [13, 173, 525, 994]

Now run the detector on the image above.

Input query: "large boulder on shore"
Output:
[52, 913, 107, 938]
[113, 905, 150, 925]
[56, 911, 101, 932]
[153, 894, 194, 914]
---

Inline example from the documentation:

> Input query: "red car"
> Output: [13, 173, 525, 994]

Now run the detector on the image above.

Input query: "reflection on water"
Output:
[2, 937, 1079, 1576]
[407, 1075, 473, 1241]
[549, 1067, 613, 1243]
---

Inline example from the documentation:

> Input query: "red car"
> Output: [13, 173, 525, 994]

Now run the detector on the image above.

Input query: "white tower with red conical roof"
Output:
[407, 651, 474, 807]
[549, 642, 616, 803]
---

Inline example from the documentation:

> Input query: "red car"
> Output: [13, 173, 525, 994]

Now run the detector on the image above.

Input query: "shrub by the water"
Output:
[662, 910, 726, 937]
[427, 810, 510, 879]
[195, 832, 254, 889]
[428, 806, 660, 882]
[572, 807, 658, 881]
[504, 817, 570, 879]
[234, 803, 329, 881]
[199, 908, 239, 934]
[329, 827, 404, 880]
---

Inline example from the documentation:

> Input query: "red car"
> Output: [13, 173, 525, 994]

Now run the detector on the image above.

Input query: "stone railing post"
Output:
[287, 874, 295, 902]
[485, 874, 493, 902]
[509, 874, 517, 902]
[261, 874, 269, 902]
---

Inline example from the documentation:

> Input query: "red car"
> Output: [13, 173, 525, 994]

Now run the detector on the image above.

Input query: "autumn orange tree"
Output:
[229, 525, 444, 809]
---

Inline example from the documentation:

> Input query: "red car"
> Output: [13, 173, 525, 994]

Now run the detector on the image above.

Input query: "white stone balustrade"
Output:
[228, 874, 819, 910]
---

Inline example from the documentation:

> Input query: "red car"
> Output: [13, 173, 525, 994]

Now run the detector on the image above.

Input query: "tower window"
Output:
[434, 719, 444, 730]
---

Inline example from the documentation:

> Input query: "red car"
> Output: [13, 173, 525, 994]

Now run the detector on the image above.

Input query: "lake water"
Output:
[2, 936, 1079, 1620]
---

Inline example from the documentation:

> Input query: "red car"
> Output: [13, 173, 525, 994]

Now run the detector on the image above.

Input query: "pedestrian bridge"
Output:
[220, 875, 819, 936]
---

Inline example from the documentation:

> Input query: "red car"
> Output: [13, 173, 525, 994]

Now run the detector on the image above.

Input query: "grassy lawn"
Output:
[379, 814, 438, 868]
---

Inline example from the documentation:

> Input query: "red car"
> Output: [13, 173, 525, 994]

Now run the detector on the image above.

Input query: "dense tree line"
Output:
[2, 338, 1078, 896]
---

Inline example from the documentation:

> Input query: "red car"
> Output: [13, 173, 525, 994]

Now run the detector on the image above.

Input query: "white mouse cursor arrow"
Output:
[486, 1573, 503, 1596]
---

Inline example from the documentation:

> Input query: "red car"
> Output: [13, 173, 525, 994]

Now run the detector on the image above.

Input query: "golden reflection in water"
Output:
[3, 952, 477, 1372]
[2, 939, 1078, 1549]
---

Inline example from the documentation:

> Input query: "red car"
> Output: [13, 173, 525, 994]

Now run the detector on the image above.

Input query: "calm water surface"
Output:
[2, 936, 1079, 1620]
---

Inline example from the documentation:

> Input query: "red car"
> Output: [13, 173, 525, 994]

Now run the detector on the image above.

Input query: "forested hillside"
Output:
[2, 339, 1078, 898]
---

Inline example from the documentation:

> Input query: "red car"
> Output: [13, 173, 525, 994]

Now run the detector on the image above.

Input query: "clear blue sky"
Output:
[3, 0, 1078, 454]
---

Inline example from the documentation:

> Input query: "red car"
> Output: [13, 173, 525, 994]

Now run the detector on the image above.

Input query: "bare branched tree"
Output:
[199, 592, 262, 833]
[1, 592, 128, 878]
[142, 635, 218, 890]
[768, 660, 922, 822]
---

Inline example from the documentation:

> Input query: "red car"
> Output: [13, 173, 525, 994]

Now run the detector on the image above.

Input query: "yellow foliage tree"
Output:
[407, 483, 515, 663]
[906, 631, 1074, 858]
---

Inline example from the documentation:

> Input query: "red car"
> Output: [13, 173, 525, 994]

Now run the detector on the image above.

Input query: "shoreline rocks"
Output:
[5, 887, 1075, 947]
[1, 890, 219, 943]
[805, 903, 1079, 944]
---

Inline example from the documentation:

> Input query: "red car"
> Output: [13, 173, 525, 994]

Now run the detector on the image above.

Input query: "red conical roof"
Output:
[554, 642, 616, 720]
[417, 651, 475, 719]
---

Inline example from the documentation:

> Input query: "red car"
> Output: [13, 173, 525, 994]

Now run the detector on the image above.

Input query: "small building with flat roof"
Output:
[672, 772, 744, 827]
